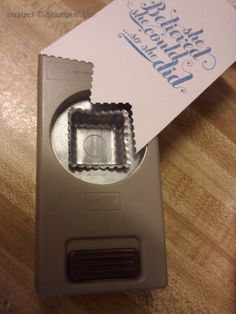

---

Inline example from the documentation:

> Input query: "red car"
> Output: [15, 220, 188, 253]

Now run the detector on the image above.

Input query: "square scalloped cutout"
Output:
[68, 107, 134, 170]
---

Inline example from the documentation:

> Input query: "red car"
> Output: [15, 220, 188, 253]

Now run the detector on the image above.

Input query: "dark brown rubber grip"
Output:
[68, 248, 140, 282]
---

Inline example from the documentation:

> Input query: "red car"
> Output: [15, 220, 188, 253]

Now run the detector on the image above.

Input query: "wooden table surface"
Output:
[0, 1, 235, 313]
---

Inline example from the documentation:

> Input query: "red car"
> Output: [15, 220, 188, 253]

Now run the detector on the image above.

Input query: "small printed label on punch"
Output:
[46, 61, 92, 81]
[86, 192, 121, 211]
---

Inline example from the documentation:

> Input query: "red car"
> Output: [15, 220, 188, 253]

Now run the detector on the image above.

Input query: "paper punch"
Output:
[36, 55, 167, 296]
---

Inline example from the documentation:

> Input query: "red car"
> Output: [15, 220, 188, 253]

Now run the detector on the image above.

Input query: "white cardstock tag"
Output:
[42, 0, 236, 151]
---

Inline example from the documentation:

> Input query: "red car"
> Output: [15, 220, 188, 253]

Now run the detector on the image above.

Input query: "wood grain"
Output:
[0, 1, 235, 313]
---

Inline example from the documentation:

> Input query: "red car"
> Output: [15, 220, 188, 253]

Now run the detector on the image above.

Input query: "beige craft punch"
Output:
[36, 55, 167, 296]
